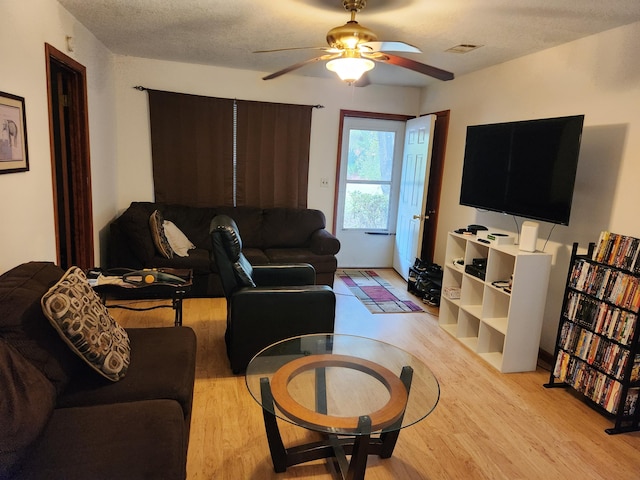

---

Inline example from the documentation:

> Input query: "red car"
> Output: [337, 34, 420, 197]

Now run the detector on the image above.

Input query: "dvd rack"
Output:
[545, 234, 640, 434]
[592, 231, 640, 273]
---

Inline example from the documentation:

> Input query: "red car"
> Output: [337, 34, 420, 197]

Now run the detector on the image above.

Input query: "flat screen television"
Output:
[459, 114, 584, 225]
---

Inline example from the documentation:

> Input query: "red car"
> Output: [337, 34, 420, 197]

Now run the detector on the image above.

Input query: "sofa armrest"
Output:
[310, 229, 340, 255]
[108, 202, 158, 269]
[108, 221, 145, 269]
[251, 264, 316, 286]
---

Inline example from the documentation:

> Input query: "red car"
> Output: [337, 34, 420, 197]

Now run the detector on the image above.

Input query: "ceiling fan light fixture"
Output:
[258, 0, 454, 83]
[326, 56, 374, 84]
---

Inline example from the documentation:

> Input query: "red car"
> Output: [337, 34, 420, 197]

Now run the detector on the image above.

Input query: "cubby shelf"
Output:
[439, 232, 552, 373]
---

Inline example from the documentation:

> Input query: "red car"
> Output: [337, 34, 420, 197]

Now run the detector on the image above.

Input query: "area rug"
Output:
[337, 269, 424, 314]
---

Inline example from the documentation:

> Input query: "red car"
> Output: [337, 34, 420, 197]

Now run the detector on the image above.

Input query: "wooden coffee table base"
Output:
[259, 365, 413, 480]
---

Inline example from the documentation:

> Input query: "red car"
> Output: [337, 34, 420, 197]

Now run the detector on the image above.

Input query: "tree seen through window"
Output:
[343, 129, 396, 229]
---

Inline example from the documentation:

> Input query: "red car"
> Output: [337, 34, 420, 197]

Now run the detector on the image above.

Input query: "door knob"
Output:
[412, 214, 430, 220]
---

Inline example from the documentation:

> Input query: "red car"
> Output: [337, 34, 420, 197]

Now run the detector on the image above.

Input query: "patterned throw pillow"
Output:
[149, 209, 174, 259]
[41, 267, 130, 382]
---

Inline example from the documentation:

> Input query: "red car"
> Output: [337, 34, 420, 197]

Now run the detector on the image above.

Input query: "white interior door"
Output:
[393, 115, 436, 280]
[335, 117, 406, 268]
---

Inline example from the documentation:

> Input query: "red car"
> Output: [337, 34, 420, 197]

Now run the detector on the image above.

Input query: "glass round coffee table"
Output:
[245, 334, 440, 479]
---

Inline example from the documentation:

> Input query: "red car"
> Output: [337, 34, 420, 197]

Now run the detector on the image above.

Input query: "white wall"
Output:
[420, 21, 640, 351]
[112, 56, 423, 231]
[0, 0, 117, 272]
[0, 0, 419, 273]
[5, 1, 639, 355]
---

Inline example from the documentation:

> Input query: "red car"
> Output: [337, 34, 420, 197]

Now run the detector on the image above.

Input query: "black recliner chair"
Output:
[210, 214, 336, 373]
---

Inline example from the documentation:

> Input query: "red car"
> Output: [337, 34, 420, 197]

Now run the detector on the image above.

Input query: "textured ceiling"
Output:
[57, 0, 640, 87]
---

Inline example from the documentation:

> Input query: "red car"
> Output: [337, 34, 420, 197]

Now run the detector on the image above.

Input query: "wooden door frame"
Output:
[333, 109, 449, 265]
[45, 43, 94, 269]
[420, 110, 450, 263]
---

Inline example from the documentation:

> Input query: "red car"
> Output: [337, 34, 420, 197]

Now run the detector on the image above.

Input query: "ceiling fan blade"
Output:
[375, 53, 454, 81]
[361, 41, 421, 54]
[254, 46, 329, 53]
[262, 53, 340, 80]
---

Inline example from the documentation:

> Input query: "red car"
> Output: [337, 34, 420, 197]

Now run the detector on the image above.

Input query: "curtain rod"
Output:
[133, 86, 324, 109]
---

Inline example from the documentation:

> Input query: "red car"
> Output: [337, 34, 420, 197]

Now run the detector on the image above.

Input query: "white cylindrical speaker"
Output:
[519, 221, 539, 252]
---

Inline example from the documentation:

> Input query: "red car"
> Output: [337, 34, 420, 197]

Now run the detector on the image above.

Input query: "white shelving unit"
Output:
[439, 232, 552, 373]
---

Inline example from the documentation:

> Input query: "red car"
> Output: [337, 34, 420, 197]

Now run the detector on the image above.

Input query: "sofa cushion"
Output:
[57, 327, 197, 430]
[150, 209, 174, 259]
[41, 267, 130, 382]
[160, 203, 218, 249]
[0, 338, 56, 479]
[145, 248, 212, 275]
[0, 262, 83, 394]
[15, 399, 187, 480]
[240, 248, 270, 266]
[265, 248, 338, 274]
[216, 206, 264, 247]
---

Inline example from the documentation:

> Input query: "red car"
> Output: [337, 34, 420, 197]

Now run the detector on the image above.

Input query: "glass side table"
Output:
[246, 334, 440, 480]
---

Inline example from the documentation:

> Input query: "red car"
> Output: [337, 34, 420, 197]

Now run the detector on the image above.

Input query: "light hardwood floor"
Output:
[111, 269, 640, 479]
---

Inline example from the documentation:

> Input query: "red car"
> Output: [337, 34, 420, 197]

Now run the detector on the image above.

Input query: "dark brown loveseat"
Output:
[0, 262, 196, 479]
[108, 202, 341, 297]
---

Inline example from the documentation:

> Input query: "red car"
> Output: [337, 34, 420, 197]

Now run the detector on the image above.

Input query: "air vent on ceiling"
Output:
[446, 44, 482, 54]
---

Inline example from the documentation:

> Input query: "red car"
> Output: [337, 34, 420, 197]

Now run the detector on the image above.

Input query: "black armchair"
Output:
[210, 215, 336, 373]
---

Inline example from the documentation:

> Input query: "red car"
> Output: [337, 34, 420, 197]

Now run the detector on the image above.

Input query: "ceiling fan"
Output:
[257, 0, 454, 85]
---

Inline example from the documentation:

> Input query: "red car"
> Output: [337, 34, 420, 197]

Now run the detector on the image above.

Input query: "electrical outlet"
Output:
[320, 177, 329, 188]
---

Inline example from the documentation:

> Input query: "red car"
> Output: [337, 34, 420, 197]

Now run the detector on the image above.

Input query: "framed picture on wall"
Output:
[0, 91, 29, 174]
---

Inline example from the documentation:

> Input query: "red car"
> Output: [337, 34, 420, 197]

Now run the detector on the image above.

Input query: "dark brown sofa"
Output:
[107, 202, 340, 297]
[0, 262, 196, 479]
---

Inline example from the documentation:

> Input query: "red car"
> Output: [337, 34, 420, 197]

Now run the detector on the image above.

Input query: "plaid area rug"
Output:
[337, 269, 424, 314]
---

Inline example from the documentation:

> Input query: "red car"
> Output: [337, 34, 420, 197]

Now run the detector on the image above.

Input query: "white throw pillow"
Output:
[163, 220, 196, 257]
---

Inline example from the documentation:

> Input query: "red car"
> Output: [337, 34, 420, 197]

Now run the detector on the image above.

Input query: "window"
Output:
[342, 129, 397, 230]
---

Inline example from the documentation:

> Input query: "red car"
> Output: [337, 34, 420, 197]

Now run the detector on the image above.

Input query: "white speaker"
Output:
[519, 221, 539, 252]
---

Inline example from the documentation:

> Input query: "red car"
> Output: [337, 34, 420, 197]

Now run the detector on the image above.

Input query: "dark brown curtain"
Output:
[148, 90, 312, 208]
[236, 100, 312, 208]
[148, 90, 234, 206]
